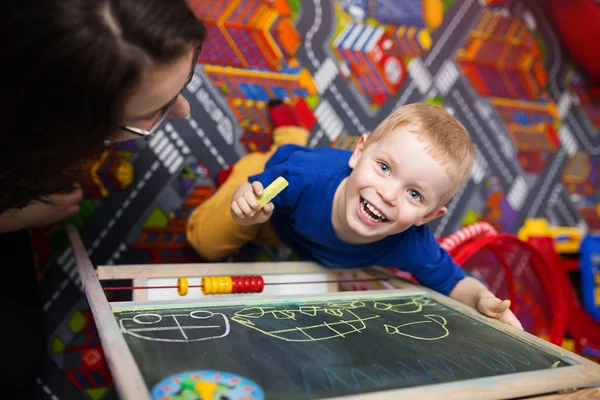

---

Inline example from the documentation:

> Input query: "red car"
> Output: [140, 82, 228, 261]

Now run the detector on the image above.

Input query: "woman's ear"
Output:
[348, 134, 369, 169]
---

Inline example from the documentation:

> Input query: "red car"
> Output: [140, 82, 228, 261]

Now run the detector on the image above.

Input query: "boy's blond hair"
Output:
[365, 103, 475, 204]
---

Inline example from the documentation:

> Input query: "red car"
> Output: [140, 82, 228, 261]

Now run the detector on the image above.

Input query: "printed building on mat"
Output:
[81, 149, 134, 199]
[333, 23, 406, 106]
[456, 10, 547, 101]
[340, 1, 440, 59]
[345, 0, 444, 29]
[53, 309, 113, 399]
[392, 25, 432, 58]
[133, 185, 215, 263]
[561, 151, 600, 230]
[187, 0, 315, 136]
[205, 65, 316, 134]
[579, 205, 600, 231]
[240, 97, 317, 153]
[562, 152, 600, 197]
[570, 83, 600, 128]
[491, 97, 558, 126]
[457, 10, 557, 175]
[188, 0, 301, 71]
[490, 97, 560, 175]
[482, 190, 518, 233]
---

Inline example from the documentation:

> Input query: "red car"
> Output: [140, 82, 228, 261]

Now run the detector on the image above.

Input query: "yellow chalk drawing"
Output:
[231, 301, 378, 342]
[384, 315, 450, 341]
[374, 298, 433, 314]
[325, 301, 366, 309]
[231, 298, 451, 342]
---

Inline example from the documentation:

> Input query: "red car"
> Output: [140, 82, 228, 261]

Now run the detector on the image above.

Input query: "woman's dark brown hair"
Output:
[0, 0, 207, 213]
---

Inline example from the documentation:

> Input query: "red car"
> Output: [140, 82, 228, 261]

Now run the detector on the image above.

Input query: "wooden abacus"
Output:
[103, 275, 391, 296]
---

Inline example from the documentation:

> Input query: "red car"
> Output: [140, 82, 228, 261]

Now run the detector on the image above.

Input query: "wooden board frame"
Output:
[67, 226, 600, 400]
[96, 261, 344, 280]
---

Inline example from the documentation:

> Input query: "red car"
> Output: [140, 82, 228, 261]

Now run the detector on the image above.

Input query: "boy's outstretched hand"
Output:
[449, 277, 524, 330]
[477, 294, 523, 330]
[231, 181, 274, 226]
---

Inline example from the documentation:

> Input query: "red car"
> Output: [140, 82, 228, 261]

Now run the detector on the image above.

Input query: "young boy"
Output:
[187, 101, 523, 329]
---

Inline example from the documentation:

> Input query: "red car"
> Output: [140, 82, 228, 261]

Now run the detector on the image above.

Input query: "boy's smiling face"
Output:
[334, 126, 454, 243]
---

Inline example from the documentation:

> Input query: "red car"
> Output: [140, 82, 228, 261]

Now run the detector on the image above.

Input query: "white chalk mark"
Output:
[119, 310, 230, 343]
[127, 326, 221, 332]
[172, 315, 188, 340]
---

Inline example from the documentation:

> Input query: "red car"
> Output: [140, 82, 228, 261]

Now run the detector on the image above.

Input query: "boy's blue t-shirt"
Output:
[248, 144, 466, 295]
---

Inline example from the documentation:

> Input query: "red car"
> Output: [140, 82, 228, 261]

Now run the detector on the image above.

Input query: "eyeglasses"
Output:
[119, 46, 201, 140]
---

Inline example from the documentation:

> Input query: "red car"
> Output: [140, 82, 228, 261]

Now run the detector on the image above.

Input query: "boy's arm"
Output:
[403, 226, 523, 330]
[449, 276, 523, 329]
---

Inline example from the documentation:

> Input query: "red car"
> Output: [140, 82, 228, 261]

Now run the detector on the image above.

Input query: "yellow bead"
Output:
[201, 276, 212, 295]
[177, 277, 188, 296]
[201, 276, 233, 295]
[220, 276, 233, 294]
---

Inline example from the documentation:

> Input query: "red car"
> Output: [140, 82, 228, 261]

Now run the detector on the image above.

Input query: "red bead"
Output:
[231, 276, 240, 293]
[230, 275, 264, 294]
[253, 276, 264, 292]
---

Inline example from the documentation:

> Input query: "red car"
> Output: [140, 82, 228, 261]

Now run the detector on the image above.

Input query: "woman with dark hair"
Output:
[0, 0, 207, 395]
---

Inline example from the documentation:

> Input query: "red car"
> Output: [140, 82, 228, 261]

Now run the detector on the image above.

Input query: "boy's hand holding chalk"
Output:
[231, 177, 289, 226]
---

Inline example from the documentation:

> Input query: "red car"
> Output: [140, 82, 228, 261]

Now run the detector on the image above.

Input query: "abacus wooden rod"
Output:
[105, 285, 203, 291]
[102, 277, 389, 291]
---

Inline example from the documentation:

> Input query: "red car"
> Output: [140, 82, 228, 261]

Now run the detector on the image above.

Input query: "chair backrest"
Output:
[440, 222, 567, 346]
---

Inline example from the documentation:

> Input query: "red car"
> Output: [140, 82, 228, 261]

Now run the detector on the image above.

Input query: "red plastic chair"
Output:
[437, 222, 567, 345]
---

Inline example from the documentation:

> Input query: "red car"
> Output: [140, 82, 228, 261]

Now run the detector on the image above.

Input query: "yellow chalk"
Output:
[256, 177, 289, 208]
[551, 361, 561, 368]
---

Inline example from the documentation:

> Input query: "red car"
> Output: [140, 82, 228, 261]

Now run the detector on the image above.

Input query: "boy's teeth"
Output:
[360, 199, 386, 222]
[366, 202, 382, 218]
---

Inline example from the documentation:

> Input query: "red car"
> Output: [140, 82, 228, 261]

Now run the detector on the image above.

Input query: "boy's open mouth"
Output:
[359, 197, 388, 223]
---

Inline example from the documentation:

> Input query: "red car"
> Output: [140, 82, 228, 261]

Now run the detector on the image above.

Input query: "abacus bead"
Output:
[177, 277, 188, 296]
[219, 276, 233, 294]
[231, 275, 240, 293]
[231, 276, 243, 293]
[235, 276, 247, 293]
[255, 275, 265, 292]
[239, 277, 248, 293]
[201, 276, 233, 295]
[248, 276, 258, 292]
[201, 276, 212, 295]
[242, 276, 253, 292]
[249, 276, 263, 293]
[231, 275, 264, 293]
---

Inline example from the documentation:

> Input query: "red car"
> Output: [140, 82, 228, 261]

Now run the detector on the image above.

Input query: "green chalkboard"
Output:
[113, 292, 570, 399]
